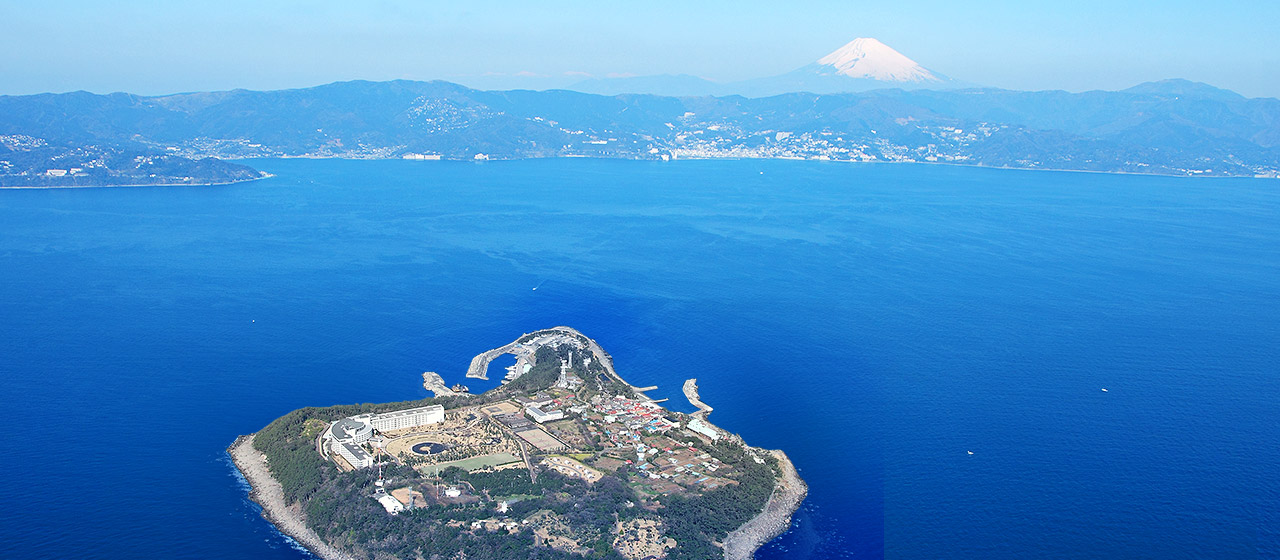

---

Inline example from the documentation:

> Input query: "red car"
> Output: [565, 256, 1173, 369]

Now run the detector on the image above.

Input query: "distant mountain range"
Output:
[2, 73, 1279, 186]
[570, 38, 972, 97]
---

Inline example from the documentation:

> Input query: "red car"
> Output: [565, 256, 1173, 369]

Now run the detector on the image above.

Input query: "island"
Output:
[229, 326, 807, 560]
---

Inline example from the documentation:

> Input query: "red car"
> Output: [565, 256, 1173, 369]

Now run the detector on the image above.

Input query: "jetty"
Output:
[465, 341, 518, 380]
[464, 326, 643, 391]
[422, 371, 466, 398]
[683, 378, 714, 418]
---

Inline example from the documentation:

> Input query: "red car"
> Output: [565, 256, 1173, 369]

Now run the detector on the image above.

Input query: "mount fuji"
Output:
[813, 37, 943, 82]
[729, 37, 972, 96]
[568, 37, 973, 97]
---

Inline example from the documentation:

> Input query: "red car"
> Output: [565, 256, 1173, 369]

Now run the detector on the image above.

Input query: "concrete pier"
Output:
[422, 371, 465, 397]
[683, 378, 714, 418]
[465, 342, 518, 380]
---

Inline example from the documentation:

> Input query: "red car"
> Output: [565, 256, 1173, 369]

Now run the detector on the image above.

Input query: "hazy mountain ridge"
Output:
[2, 78, 1278, 184]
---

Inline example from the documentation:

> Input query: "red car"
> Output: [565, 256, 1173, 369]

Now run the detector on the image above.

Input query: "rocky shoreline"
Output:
[722, 449, 809, 560]
[227, 434, 355, 560]
[676, 375, 806, 560]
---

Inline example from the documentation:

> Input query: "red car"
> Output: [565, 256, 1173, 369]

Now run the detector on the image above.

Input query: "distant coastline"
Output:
[3, 156, 1275, 192]
[8, 155, 1274, 193]
[0, 172, 272, 190]
[250, 153, 1280, 180]
[4, 79, 1276, 182]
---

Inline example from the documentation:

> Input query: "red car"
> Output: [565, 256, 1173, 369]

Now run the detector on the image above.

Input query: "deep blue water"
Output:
[1, 159, 1277, 559]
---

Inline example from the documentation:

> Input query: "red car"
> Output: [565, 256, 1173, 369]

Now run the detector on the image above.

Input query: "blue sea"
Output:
[1, 159, 1276, 559]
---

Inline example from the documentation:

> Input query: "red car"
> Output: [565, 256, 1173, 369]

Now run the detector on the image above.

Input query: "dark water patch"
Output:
[411, 442, 450, 455]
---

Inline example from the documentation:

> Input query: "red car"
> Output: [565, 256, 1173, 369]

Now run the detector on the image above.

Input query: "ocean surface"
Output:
[1, 159, 1276, 559]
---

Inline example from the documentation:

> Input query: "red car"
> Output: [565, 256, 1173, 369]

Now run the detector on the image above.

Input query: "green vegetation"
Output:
[659, 441, 780, 560]
[253, 396, 467, 504]
[503, 346, 563, 393]
[303, 464, 637, 560]
[252, 407, 334, 503]
[432, 453, 522, 472]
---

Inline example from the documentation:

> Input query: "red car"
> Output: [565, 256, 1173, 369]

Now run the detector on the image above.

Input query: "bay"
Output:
[1, 158, 1276, 559]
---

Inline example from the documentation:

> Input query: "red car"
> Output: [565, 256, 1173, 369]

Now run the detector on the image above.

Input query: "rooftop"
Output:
[375, 404, 444, 420]
[341, 442, 372, 464]
[331, 417, 372, 440]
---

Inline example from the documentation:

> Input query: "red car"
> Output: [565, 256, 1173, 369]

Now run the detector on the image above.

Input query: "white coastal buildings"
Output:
[401, 152, 442, 160]
[687, 417, 721, 441]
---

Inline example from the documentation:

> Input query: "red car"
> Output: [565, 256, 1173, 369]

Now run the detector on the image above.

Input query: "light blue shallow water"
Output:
[0, 159, 1276, 559]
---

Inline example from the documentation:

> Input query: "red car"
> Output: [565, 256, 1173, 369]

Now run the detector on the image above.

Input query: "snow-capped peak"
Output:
[815, 38, 941, 83]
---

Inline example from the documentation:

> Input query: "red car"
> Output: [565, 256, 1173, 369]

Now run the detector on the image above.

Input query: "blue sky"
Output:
[3, 0, 1278, 97]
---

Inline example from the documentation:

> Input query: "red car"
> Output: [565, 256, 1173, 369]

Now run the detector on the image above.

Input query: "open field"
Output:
[428, 452, 522, 472]
[516, 428, 565, 452]
[481, 402, 521, 415]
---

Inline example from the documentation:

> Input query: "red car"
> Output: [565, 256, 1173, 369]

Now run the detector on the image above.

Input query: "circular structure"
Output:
[411, 442, 450, 455]
[328, 416, 373, 444]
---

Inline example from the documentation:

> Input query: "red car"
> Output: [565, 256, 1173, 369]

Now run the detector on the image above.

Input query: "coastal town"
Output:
[128, 113, 1262, 179]
[230, 327, 806, 560]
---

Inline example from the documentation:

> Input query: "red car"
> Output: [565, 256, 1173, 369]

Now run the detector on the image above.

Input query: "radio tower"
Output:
[375, 443, 385, 491]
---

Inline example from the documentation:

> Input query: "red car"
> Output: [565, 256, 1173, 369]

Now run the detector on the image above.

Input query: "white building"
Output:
[328, 416, 374, 444]
[324, 405, 445, 470]
[370, 404, 445, 431]
[377, 493, 405, 514]
[687, 418, 721, 441]
[526, 405, 564, 424]
[337, 442, 374, 469]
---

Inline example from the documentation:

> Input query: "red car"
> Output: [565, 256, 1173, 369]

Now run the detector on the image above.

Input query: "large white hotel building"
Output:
[323, 404, 446, 469]
[370, 404, 445, 431]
